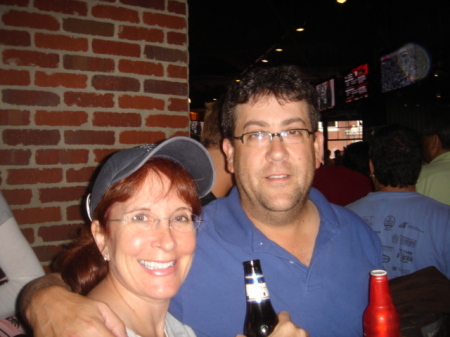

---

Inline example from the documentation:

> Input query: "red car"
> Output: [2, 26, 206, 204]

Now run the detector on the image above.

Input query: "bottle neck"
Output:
[369, 275, 394, 306]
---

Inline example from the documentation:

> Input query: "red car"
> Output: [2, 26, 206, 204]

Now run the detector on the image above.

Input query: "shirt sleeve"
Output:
[0, 197, 45, 319]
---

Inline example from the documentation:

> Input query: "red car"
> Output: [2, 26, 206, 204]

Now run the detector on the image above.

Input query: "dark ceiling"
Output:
[187, 0, 450, 110]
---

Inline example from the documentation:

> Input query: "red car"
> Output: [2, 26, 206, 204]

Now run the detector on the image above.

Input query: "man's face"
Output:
[222, 95, 323, 221]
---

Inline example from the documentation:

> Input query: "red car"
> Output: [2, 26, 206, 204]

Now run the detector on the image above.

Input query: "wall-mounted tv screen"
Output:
[316, 78, 335, 111]
[380, 43, 431, 93]
[344, 63, 369, 103]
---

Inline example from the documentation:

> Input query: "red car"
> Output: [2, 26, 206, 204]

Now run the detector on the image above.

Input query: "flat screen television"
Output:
[316, 78, 335, 111]
[380, 43, 431, 93]
[344, 63, 369, 103]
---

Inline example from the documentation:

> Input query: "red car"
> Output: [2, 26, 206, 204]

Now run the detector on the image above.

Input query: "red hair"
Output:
[59, 158, 201, 295]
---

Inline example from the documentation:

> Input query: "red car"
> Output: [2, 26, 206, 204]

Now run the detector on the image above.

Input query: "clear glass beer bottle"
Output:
[243, 259, 278, 337]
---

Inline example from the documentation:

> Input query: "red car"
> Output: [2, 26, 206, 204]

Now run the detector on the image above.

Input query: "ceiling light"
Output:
[262, 59, 269, 63]
[275, 48, 283, 52]
[296, 27, 305, 32]
[337, 0, 346, 3]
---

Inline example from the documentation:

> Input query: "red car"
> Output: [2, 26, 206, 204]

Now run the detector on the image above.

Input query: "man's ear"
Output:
[369, 159, 375, 176]
[222, 138, 235, 173]
[314, 132, 324, 169]
[91, 220, 108, 258]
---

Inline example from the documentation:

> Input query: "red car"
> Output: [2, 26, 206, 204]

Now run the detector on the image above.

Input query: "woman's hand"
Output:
[236, 311, 309, 337]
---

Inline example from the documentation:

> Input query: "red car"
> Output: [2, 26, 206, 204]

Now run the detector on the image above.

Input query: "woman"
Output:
[57, 137, 215, 337]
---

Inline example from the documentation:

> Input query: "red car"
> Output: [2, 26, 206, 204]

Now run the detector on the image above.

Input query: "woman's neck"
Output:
[88, 274, 169, 337]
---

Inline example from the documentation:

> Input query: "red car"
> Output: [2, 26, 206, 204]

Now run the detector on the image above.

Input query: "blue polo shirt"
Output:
[170, 187, 382, 337]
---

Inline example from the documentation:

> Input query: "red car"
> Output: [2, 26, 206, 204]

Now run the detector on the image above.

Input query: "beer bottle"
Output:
[243, 259, 278, 337]
[363, 269, 400, 337]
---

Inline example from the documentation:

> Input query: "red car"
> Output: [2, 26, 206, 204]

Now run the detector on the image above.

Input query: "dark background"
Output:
[187, 0, 449, 128]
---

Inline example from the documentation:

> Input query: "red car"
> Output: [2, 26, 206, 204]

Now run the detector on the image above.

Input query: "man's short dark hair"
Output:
[371, 124, 422, 187]
[423, 110, 450, 150]
[220, 65, 320, 139]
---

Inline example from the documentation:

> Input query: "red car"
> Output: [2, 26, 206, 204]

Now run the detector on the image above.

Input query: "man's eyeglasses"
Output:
[109, 215, 202, 232]
[232, 129, 314, 147]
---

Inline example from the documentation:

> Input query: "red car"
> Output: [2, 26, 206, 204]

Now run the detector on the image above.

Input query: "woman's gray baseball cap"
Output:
[86, 136, 215, 220]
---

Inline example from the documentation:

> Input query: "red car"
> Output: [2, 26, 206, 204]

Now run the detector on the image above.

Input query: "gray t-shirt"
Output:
[126, 312, 196, 337]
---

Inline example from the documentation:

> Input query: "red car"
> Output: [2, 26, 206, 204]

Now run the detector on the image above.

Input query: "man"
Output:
[21, 65, 382, 337]
[347, 124, 450, 279]
[416, 111, 450, 205]
[199, 100, 234, 205]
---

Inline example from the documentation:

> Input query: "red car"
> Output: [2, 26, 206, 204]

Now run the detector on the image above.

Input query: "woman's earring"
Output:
[103, 254, 109, 261]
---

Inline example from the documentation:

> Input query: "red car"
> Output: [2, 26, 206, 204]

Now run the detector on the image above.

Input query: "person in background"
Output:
[416, 111, 450, 205]
[20, 65, 381, 337]
[312, 141, 373, 206]
[199, 100, 234, 205]
[0, 191, 45, 336]
[347, 124, 450, 279]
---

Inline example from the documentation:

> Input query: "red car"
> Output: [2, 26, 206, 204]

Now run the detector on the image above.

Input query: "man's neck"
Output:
[377, 184, 416, 192]
[248, 200, 320, 267]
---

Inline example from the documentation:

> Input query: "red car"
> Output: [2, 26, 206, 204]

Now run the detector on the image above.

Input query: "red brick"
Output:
[38, 224, 81, 242]
[0, 29, 31, 46]
[92, 75, 139, 92]
[167, 31, 187, 46]
[118, 59, 163, 76]
[33, 244, 63, 263]
[92, 4, 139, 23]
[168, 97, 188, 111]
[92, 39, 140, 57]
[35, 72, 88, 89]
[168, 0, 186, 15]
[145, 114, 188, 128]
[120, 0, 164, 10]
[93, 148, 119, 163]
[20, 228, 35, 244]
[64, 92, 114, 108]
[13, 206, 61, 224]
[2, 89, 60, 107]
[118, 94, 164, 110]
[66, 166, 95, 183]
[3, 49, 59, 68]
[0, 69, 30, 85]
[118, 26, 163, 43]
[63, 18, 114, 37]
[34, 0, 88, 16]
[144, 79, 187, 96]
[0, 109, 30, 125]
[1, 188, 32, 205]
[36, 149, 89, 165]
[2, 10, 60, 30]
[67, 204, 83, 221]
[35, 110, 88, 126]
[63, 55, 114, 72]
[119, 130, 165, 145]
[93, 111, 141, 127]
[35, 33, 88, 52]
[3, 129, 60, 146]
[144, 45, 187, 63]
[7, 168, 63, 185]
[64, 130, 115, 145]
[143, 12, 186, 30]
[0, 149, 31, 165]
[167, 64, 187, 79]
[39, 186, 86, 203]
[0, 0, 28, 6]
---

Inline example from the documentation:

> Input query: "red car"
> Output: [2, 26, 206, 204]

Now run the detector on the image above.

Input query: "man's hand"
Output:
[236, 311, 309, 337]
[22, 275, 127, 337]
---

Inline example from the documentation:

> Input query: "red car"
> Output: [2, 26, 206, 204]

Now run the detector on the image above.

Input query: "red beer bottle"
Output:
[363, 269, 401, 337]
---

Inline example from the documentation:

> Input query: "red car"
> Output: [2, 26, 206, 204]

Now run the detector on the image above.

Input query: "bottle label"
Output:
[245, 274, 270, 302]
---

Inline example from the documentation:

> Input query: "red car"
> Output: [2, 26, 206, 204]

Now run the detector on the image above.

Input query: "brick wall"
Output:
[0, 0, 189, 270]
